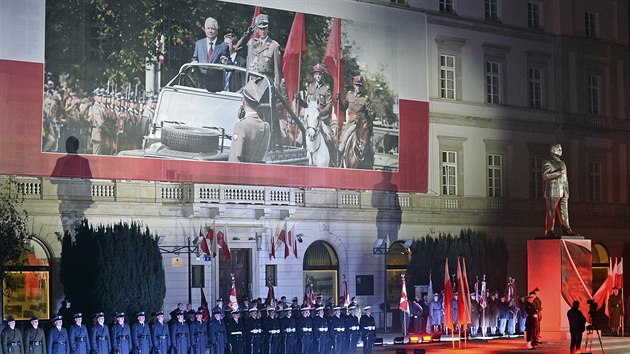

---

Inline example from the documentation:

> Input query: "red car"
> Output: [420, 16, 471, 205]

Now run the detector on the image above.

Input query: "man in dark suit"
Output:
[566, 300, 586, 354]
[220, 33, 247, 92]
[543, 143, 576, 237]
[192, 17, 229, 91]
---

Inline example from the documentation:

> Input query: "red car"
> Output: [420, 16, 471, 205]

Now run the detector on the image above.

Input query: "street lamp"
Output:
[157, 236, 203, 304]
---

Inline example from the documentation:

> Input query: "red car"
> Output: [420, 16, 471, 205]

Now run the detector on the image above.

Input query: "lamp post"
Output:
[157, 236, 203, 304]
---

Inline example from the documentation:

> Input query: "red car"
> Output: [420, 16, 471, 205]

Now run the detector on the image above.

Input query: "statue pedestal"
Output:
[527, 238, 592, 340]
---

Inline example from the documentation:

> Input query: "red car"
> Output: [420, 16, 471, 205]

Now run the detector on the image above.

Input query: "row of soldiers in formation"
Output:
[1, 297, 377, 354]
[43, 76, 156, 156]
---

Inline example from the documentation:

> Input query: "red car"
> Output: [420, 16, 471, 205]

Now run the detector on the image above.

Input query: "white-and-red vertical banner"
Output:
[282, 12, 306, 108]
[229, 276, 238, 310]
[217, 225, 231, 261]
[444, 258, 454, 331]
[400, 274, 410, 314]
[324, 17, 345, 125]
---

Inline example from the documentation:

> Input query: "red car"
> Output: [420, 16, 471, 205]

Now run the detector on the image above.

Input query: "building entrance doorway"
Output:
[219, 248, 251, 304]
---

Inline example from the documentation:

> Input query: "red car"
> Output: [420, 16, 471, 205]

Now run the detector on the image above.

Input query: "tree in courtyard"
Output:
[0, 180, 30, 295]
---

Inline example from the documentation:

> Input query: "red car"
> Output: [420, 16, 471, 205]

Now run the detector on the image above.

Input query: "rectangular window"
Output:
[439, 0, 454, 13]
[488, 154, 502, 197]
[485, 0, 498, 20]
[528, 2, 541, 29]
[530, 157, 543, 199]
[585, 12, 597, 37]
[486, 61, 501, 104]
[191, 265, 204, 288]
[440, 55, 456, 99]
[588, 161, 602, 202]
[588, 75, 600, 115]
[528, 67, 543, 108]
[441, 150, 457, 195]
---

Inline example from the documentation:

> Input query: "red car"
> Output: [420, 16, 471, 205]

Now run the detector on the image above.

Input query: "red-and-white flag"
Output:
[270, 231, 276, 259]
[456, 258, 470, 325]
[277, 221, 290, 258]
[200, 288, 210, 322]
[462, 258, 472, 319]
[444, 258, 454, 331]
[228, 277, 238, 311]
[613, 257, 623, 289]
[199, 225, 210, 256]
[282, 12, 306, 107]
[217, 225, 231, 261]
[343, 277, 350, 307]
[324, 18, 345, 125]
[206, 221, 216, 258]
[400, 275, 410, 314]
[479, 275, 487, 309]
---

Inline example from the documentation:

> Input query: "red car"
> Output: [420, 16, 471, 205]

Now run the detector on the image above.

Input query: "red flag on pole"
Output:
[282, 12, 306, 108]
[228, 275, 238, 311]
[456, 258, 470, 326]
[270, 231, 276, 259]
[199, 225, 210, 256]
[217, 225, 231, 261]
[206, 221, 216, 257]
[462, 258, 472, 322]
[324, 18, 345, 125]
[343, 276, 350, 307]
[400, 274, 410, 314]
[444, 258, 454, 331]
[277, 221, 290, 258]
[200, 288, 210, 322]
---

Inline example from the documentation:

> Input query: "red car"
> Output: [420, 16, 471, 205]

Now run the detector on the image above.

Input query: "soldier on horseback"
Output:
[338, 75, 375, 168]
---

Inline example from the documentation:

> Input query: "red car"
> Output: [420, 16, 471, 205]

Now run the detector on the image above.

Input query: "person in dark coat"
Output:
[110, 313, 131, 354]
[524, 295, 539, 350]
[150, 311, 170, 354]
[68, 313, 90, 354]
[328, 307, 345, 354]
[345, 305, 361, 354]
[608, 287, 623, 336]
[359, 307, 376, 354]
[2, 316, 23, 354]
[208, 309, 226, 354]
[262, 307, 281, 354]
[245, 307, 263, 354]
[279, 308, 297, 354]
[296, 306, 313, 354]
[311, 306, 328, 354]
[47, 315, 69, 354]
[89, 313, 110, 354]
[225, 309, 244, 354]
[169, 311, 189, 354]
[567, 300, 586, 354]
[23, 316, 46, 354]
[131, 312, 152, 354]
[188, 309, 206, 354]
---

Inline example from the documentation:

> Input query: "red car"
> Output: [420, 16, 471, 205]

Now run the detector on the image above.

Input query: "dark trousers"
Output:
[570, 332, 583, 353]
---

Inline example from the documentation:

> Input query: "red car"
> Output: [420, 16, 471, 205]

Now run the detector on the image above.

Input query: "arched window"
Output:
[2, 238, 51, 320]
[303, 241, 339, 304]
[386, 241, 411, 310]
[592, 243, 609, 292]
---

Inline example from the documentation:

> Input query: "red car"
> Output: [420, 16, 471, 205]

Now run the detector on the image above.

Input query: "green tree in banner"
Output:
[0, 180, 30, 295]
[60, 220, 165, 317]
[407, 229, 509, 296]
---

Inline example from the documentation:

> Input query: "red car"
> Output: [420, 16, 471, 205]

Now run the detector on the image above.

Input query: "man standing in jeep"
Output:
[229, 81, 270, 163]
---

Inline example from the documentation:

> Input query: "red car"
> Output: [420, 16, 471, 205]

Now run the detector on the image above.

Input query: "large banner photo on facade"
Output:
[1, 0, 428, 192]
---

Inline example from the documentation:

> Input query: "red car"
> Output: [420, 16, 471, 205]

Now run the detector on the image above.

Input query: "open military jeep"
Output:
[119, 63, 308, 164]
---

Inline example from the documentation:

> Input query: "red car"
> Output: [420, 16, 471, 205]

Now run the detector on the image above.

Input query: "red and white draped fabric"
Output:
[277, 221, 289, 258]
[206, 221, 216, 258]
[443, 258, 454, 331]
[305, 281, 315, 307]
[324, 17, 345, 125]
[270, 231, 276, 259]
[228, 277, 238, 311]
[265, 279, 275, 307]
[462, 258, 472, 319]
[400, 275, 410, 315]
[456, 258, 470, 326]
[292, 224, 298, 258]
[199, 224, 210, 257]
[216, 225, 231, 261]
[343, 277, 351, 308]
[479, 276, 487, 310]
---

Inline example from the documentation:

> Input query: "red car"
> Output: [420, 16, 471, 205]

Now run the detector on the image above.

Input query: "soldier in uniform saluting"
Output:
[110, 312, 131, 354]
[228, 80, 270, 163]
[89, 313, 110, 354]
[23, 316, 45, 354]
[247, 14, 282, 89]
[68, 313, 90, 354]
[47, 315, 69, 354]
[360, 306, 376, 354]
[131, 312, 152, 354]
[150, 311, 170, 354]
[2, 316, 23, 354]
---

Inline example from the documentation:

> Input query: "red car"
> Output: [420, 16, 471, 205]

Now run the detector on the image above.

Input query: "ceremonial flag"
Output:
[400, 275, 410, 314]
[462, 258, 472, 318]
[200, 288, 210, 322]
[292, 224, 298, 258]
[228, 277, 238, 311]
[479, 276, 487, 309]
[206, 221, 216, 257]
[305, 281, 314, 306]
[593, 258, 614, 316]
[343, 276, 350, 307]
[277, 221, 290, 258]
[270, 231, 276, 259]
[324, 18, 345, 124]
[428, 272, 433, 299]
[217, 225, 231, 261]
[199, 224, 210, 256]
[444, 258, 454, 331]
[266, 278, 275, 307]
[456, 258, 470, 325]
[282, 12, 306, 107]
[613, 257, 623, 288]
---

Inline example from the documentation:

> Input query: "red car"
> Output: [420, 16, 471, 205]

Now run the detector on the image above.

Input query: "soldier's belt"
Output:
[268, 330, 280, 334]
[53, 341, 66, 345]
[74, 337, 87, 342]
[301, 328, 312, 332]
[333, 328, 345, 332]
[350, 326, 360, 331]
[117, 336, 129, 340]
[30, 341, 42, 346]
[156, 336, 167, 340]
[175, 334, 188, 338]
[249, 329, 262, 334]
[363, 326, 376, 330]
[137, 335, 149, 339]
[229, 332, 242, 335]
[8, 342, 21, 346]
[317, 328, 328, 332]
[284, 328, 296, 333]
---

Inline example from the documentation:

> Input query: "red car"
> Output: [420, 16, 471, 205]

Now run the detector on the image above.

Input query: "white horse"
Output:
[304, 98, 330, 167]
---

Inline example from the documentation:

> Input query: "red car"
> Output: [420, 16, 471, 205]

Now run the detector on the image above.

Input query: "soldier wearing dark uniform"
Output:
[69, 313, 90, 354]
[131, 312, 152, 354]
[23, 316, 46, 354]
[338, 75, 374, 160]
[359, 306, 376, 354]
[225, 309, 244, 354]
[290, 298, 300, 318]
[311, 306, 328, 354]
[609, 287, 623, 336]
[150, 311, 170, 354]
[212, 299, 225, 320]
[296, 306, 313, 354]
[228, 80, 270, 163]
[110, 312, 131, 354]
[169, 311, 189, 354]
[89, 313, 110, 354]
[47, 315, 69, 354]
[524, 295, 539, 350]
[208, 309, 226, 354]
[345, 305, 361, 354]
[262, 307, 280, 354]
[2, 316, 23, 354]
[469, 293, 480, 337]
[245, 308, 262, 354]
[329, 307, 345, 354]
[279, 308, 297, 354]
[189, 309, 206, 354]
[300, 64, 335, 152]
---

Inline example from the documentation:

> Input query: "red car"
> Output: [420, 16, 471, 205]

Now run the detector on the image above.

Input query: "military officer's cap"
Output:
[256, 14, 269, 28]
[136, 311, 145, 317]
[315, 306, 324, 311]
[216, 297, 223, 302]
[332, 306, 341, 311]
[242, 80, 265, 104]
[195, 309, 203, 315]
[150, 95, 158, 102]
[433, 293, 439, 297]
[175, 310, 184, 316]
[275, 307, 284, 312]
[92, 88, 100, 96]
[114, 92, 123, 99]
[155, 310, 164, 316]
[74, 313, 83, 319]
[30, 315, 39, 321]
[348, 305, 356, 310]
[248, 307, 258, 313]
[312, 64, 325, 73]
[115, 312, 125, 318]
[352, 76, 364, 85]
[212, 308, 222, 315]
[95, 312, 105, 318]
[363, 306, 371, 311]
[300, 305, 311, 311]
[454, 292, 458, 295]
[316, 294, 323, 299]
[53, 314, 63, 321]
[6, 315, 15, 322]
[292, 297, 299, 301]
[613, 286, 619, 290]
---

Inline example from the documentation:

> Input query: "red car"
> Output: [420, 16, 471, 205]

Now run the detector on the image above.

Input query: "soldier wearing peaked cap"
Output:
[300, 64, 336, 158]
[247, 14, 282, 89]
[338, 75, 375, 164]
[228, 80, 270, 164]
[312, 306, 328, 353]
[345, 305, 361, 354]
[296, 306, 313, 354]
[329, 307, 345, 354]
[150, 311, 170, 354]
[131, 312, 152, 354]
[110, 313, 131, 354]
[360, 306, 376, 354]
[2, 315, 23, 354]
[279, 307, 297, 354]
[188, 310, 206, 354]
[169, 311, 189, 354]
[225, 309, 244, 354]
[262, 307, 280, 354]
[69, 314, 90, 354]
[244, 307, 262, 354]
[609, 286, 623, 336]
[48, 314, 69, 354]
[89, 312, 110, 354]
[23, 315, 46, 354]
[208, 309, 226, 354]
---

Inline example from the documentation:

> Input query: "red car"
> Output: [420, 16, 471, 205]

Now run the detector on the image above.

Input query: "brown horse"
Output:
[342, 115, 374, 169]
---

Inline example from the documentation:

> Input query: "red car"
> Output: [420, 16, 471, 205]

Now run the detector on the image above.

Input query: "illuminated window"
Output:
[441, 151, 457, 195]
[528, 1, 542, 29]
[530, 157, 544, 199]
[439, 0, 454, 13]
[528, 67, 543, 108]
[588, 161, 602, 202]
[485, 0, 499, 21]
[587, 75, 601, 115]
[486, 61, 501, 104]
[585, 12, 597, 37]
[488, 154, 502, 197]
[303, 241, 338, 303]
[440, 55, 456, 100]
[2, 238, 51, 320]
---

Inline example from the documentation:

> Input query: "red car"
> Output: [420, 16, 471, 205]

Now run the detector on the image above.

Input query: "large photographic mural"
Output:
[0, 0, 428, 192]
